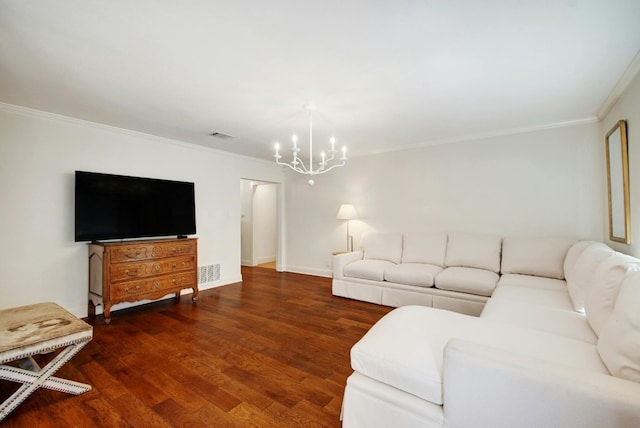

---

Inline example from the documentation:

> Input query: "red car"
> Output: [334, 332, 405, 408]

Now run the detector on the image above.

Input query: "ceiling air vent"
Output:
[209, 132, 233, 139]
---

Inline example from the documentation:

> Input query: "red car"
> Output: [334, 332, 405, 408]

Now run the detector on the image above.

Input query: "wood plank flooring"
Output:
[257, 261, 276, 269]
[1, 267, 392, 427]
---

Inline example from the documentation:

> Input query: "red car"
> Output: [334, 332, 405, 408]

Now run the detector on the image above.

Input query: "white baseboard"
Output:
[241, 257, 276, 266]
[258, 255, 276, 264]
[198, 275, 242, 290]
[283, 265, 332, 278]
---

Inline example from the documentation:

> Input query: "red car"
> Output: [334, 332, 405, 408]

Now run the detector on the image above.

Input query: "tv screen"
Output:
[75, 171, 196, 242]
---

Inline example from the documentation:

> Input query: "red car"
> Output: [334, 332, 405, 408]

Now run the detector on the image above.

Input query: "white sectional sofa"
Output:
[333, 231, 575, 316]
[339, 237, 640, 427]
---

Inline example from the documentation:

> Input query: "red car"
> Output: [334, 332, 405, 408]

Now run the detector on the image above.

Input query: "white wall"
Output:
[601, 69, 640, 256]
[284, 122, 605, 276]
[240, 179, 254, 266]
[254, 183, 277, 264]
[0, 104, 283, 317]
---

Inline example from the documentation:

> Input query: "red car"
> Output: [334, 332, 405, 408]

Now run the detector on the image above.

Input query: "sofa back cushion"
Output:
[597, 271, 640, 382]
[566, 242, 613, 312]
[564, 241, 598, 284]
[361, 232, 403, 264]
[501, 237, 576, 280]
[445, 232, 502, 273]
[585, 252, 640, 335]
[402, 233, 447, 266]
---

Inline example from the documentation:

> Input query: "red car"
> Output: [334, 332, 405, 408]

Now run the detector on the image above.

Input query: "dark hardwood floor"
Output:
[1, 267, 392, 427]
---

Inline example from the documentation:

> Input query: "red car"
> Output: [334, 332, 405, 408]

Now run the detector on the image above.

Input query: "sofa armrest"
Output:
[443, 338, 640, 428]
[333, 251, 364, 279]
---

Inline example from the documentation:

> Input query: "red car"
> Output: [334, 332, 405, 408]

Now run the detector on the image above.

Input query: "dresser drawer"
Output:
[109, 256, 196, 282]
[109, 240, 196, 263]
[110, 271, 197, 300]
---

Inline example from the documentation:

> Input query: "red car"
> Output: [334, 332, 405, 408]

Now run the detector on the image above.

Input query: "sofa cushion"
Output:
[344, 259, 396, 282]
[362, 232, 403, 264]
[351, 306, 608, 406]
[497, 273, 566, 292]
[564, 241, 598, 284]
[501, 237, 575, 280]
[488, 283, 573, 310]
[566, 243, 613, 312]
[435, 267, 499, 297]
[402, 233, 447, 266]
[481, 299, 597, 344]
[584, 252, 640, 336]
[598, 271, 640, 382]
[384, 263, 442, 287]
[444, 232, 502, 273]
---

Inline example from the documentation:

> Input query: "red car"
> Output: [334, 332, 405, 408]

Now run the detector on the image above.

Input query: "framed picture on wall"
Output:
[605, 120, 630, 244]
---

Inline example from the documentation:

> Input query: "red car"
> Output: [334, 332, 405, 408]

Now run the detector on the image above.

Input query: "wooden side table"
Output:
[0, 302, 93, 421]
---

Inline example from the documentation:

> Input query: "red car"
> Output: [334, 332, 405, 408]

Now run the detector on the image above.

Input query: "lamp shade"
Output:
[336, 204, 358, 220]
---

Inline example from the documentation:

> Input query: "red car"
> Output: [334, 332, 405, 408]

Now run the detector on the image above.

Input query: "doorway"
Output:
[240, 179, 278, 269]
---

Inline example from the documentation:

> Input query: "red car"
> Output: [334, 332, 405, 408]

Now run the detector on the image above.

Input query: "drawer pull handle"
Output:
[125, 250, 142, 259]
[124, 285, 141, 294]
[153, 281, 160, 289]
[153, 264, 161, 272]
[124, 268, 140, 277]
[172, 247, 176, 252]
[172, 278, 177, 284]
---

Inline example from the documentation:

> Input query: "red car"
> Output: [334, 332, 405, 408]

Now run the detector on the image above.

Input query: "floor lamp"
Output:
[336, 204, 358, 252]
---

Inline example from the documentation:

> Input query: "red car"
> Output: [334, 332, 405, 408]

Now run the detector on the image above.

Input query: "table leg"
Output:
[0, 339, 91, 421]
[0, 365, 91, 394]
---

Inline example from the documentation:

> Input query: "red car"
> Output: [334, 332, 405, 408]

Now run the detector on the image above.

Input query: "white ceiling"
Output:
[1, 1, 639, 161]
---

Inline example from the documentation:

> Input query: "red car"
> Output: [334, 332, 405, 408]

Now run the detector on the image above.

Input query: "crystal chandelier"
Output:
[273, 104, 347, 185]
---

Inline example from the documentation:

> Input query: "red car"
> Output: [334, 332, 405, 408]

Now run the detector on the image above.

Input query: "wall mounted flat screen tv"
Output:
[75, 171, 196, 242]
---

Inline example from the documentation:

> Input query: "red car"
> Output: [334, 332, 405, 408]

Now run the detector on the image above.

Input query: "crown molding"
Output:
[0, 102, 277, 166]
[367, 116, 599, 156]
[597, 50, 640, 119]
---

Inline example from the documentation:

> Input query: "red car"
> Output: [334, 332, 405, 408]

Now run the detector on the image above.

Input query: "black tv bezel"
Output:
[74, 170, 196, 242]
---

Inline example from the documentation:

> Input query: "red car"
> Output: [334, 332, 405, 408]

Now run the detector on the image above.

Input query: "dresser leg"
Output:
[103, 305, 111, 325]
[192, 287, 200, 301]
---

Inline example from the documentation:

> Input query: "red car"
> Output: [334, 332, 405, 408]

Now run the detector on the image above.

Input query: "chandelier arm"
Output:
[277, 158, 307, 173]
[275, 159, 300, 172]
[278, 157, 351, 176]
[289, 148, 311, 173]
[294, 159, 310, 173]
[313, 160, 346, 174]
[277, 151, 347, 175]
[276, 158, 347, 176]
[325, 152, 336, 163]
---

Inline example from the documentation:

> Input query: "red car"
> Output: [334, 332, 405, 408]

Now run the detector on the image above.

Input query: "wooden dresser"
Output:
[88, 238, 199, 324]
